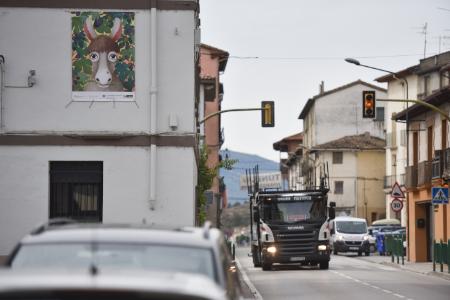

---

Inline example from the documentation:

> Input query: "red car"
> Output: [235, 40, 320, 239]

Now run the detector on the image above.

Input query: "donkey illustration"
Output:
[83, 17, 124, 91]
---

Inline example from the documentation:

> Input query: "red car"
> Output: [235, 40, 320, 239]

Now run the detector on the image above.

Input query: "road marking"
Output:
[332, 270, 413, 300]
[235, 257, 263, 300]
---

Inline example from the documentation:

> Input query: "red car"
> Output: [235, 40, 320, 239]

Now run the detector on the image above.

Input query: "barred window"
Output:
[334, 181, 344, 194]
[332, 152, 343, 164]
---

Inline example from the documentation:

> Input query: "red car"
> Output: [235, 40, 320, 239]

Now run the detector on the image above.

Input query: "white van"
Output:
[329, 216, 370, 256]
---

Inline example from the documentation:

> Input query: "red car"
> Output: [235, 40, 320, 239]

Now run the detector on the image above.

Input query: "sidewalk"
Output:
[356, 254, 450, 281]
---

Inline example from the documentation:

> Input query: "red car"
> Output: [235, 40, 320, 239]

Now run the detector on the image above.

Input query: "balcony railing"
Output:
[383, 174, 405, 189]
[431, 148, 450, 179]
[405, 165, 418, 189]
[417, 161, 432, 186]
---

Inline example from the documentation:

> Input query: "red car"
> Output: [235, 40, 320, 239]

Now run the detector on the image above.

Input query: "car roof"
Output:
[19, 223, 223, 249]
[333, 216, 367, 222]
[0, 269, 227, 300]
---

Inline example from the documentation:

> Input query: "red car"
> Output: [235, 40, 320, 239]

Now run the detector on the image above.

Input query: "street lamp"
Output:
[345, 57, 410, 259]
[345, 58, 409, 99]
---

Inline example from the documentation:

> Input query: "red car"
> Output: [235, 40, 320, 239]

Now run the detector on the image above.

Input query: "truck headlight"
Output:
[267, 246, 277, 254]
[337, 234, 344, 241]
[363, 235, 370, 241]
[318, 245, 327, 251]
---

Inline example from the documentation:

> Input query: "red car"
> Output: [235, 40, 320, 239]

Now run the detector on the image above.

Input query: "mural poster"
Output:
[71, 12, 135, 102]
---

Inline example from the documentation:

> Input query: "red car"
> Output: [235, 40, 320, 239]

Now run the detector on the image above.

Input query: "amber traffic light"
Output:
[261, 101, 275, 127]
[362, 91, 376, 118]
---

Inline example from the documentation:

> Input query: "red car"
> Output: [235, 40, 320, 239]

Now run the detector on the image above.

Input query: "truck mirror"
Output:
[329, 201, 336, 208]
[329, 207, 335, 220]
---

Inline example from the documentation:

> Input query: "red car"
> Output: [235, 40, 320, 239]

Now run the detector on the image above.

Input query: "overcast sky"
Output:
[200, 0, 450, 162]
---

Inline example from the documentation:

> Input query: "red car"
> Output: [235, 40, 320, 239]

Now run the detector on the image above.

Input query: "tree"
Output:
[196, 144, 237, 225]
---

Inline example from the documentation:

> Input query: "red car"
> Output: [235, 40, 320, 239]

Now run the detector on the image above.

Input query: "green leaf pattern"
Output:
[72, 12, 135, 92]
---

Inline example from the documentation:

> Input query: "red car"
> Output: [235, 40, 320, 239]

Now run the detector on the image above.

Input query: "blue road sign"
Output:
[432, 187, 449, 204]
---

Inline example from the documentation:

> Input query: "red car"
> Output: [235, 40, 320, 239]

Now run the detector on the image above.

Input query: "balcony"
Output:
[417, 161, 432, 186]
[431, 148, 450, 181]
[405, 165, 417, 189]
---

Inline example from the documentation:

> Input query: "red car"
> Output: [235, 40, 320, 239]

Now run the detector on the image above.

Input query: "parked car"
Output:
[0, 269, 227, 300]
[5, 219, 242, 300]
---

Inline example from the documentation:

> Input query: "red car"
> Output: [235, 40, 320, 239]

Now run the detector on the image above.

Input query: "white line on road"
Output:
[235, 257, 263, 300]
[332, 270, 413, 300]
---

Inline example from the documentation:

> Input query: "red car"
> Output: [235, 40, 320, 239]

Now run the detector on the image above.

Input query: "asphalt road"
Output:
[236, 247, 450, 300]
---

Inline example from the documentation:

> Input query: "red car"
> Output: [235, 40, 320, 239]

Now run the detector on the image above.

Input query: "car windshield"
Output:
[11, 243, 216, 282]
[336, 221, 367, 234]
[262, 199, 326, 224]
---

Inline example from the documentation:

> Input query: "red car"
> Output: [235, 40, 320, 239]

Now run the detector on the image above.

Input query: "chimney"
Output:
[319, 81, 324, 94]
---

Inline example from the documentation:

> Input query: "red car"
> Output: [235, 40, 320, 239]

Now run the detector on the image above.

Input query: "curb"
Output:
[360, 257, 450, 281]
[235, 257, 263, 300]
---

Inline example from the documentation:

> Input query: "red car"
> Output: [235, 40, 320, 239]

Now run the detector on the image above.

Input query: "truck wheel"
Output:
[319, 261, 329, 270]
[252, 248, 261, 267]
[365, 251, 370, 256]
[261, 255, 272, 271]
[253, 252, 261, 268]
[262, 262, 272, 271]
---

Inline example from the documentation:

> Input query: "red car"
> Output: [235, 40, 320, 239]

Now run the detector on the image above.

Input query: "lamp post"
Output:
[345, 58, 410, 259]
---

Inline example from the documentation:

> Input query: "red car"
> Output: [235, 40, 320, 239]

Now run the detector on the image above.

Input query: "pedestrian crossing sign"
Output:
[432, 187, 449, 204]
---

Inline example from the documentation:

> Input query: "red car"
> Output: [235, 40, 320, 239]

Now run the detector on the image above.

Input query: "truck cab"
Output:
[250, 190, 335, 270]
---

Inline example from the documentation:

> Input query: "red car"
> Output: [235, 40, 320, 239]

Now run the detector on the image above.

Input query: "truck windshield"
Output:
[262, 199, 325, 223]
[336, 221, 367, 234]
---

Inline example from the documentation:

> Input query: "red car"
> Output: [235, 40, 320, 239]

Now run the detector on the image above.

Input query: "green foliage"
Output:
[196, 145, 237, 225]
[71, 12, 135, 91]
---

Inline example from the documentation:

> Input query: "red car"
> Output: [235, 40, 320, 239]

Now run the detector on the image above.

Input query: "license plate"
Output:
[290, 257, 305, 261]
[349, 247, 359, 250]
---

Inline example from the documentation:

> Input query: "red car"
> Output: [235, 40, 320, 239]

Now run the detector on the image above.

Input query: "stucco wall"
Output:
[356, 151, 386, 222]
[319, 151, 357, 212]
[0, 146, 196, 255]
[0, 7, 198, 256]
[0, 8, 196, 133]
[314, 84, 386, 146]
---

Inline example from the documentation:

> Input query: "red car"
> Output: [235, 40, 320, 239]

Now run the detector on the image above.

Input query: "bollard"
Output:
[433, 240, 436, 272]
[448, 239, 450, 274]
[401, 234, 405, 265]
[440, 240, 444, 273]
[396, 237, 400, 264]
[232, 243, 236, 260]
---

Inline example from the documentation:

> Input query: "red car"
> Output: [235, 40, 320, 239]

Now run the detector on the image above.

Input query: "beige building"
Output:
[311, 134, 386, 222]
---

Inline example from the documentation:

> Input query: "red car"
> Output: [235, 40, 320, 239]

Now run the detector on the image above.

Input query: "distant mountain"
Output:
[219, 150, 280, 206]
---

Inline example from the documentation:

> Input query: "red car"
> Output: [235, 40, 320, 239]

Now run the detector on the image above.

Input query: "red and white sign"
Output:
[391, 198, 403, 212]
[391, 182, 405, 198]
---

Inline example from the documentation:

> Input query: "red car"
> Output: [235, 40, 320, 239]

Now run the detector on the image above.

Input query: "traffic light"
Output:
[362, 91, 376, 118]
[261, 101, 275, 127]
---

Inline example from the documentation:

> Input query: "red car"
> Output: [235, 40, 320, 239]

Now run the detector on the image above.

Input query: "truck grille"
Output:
[274, 229, 317, 256]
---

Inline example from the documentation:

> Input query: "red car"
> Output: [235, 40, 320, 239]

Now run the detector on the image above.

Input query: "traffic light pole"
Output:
[199, 107, 266, 124]
[377, 98, 450, 121]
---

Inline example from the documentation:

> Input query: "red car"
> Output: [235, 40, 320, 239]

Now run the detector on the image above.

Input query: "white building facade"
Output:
[375, 67, 418, 226]
[298, 80, 387, 218]
[0, 0, 200, 256]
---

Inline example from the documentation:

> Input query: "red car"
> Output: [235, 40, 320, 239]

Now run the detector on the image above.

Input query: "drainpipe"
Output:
[0, 55, 5, 133]
[149, 7, 157, 210]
